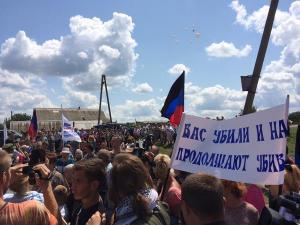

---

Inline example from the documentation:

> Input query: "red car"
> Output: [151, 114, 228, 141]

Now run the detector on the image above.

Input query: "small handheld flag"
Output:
[62, 114, 81, 142]
[28, 109, 38, 139]
[161, 71, 185, 127]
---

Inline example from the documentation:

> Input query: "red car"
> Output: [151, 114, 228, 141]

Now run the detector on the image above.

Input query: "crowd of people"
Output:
[0, 123, 299, 225]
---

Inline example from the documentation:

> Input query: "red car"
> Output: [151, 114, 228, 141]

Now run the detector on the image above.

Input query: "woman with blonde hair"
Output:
[268, 164, 300, 210]
[277, 164, 300, 221]
[283, 164, 300, 193]
[154, 154, 181, 223]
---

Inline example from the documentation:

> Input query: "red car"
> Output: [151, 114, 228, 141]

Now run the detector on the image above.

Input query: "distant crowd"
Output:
[0, 123, 300, 225]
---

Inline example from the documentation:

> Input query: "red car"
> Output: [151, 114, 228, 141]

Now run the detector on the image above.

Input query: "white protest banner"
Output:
[171, 98, 289, 185]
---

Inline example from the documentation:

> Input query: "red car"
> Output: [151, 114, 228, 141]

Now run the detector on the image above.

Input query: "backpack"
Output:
[131, 201, 171, 225]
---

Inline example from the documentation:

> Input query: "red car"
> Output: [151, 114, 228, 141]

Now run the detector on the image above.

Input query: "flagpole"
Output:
[160, 71, 185, 200]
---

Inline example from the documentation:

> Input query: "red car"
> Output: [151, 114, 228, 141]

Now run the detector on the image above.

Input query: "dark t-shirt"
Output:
[65, 193, 81, 222]
[70, 200, 104, 225]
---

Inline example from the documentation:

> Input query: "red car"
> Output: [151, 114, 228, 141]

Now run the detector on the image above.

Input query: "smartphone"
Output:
[22, 165, 36, 185]
[22, 166, 34, 175]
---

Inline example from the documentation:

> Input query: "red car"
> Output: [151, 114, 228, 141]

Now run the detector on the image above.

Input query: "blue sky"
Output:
[0, 0, 299, 122]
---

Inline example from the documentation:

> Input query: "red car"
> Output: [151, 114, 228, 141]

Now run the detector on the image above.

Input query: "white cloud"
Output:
[230, 0, 294, 46]
[0, 70, 54, 120]
[0, 69, 31, 89]
[77, 51, 88, 59]
[59, 90, 98, 109]
[132, 82, 153, 93]
[271, 3, 300, 46]
[206, 41, 252, 58]
[0, 13, 138, 91]
[185, 82, 246, 118]
[113, 99, 163, 122]
[111, 83, 246, 122]
[0, 13, 139, 117]
[58, 1, 300, 122]
[1, 3, 300, 122]
[173, 1, 300, 118]
[0, 88, 54, 112]
[168, 64, 190, 75]
[98, 45, 120, 59]
[110, 1, 300, 121]
[230, 1, 290, 34]
[59, 80, 99, 109]
[231, 1, 300, 113]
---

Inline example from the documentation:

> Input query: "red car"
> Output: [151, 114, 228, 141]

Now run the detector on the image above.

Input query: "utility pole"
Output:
[243, 0, 279, 115]
[97, 74, 112, 125]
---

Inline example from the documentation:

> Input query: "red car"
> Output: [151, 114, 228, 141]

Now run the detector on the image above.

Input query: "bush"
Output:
[289, 112, 300, 124]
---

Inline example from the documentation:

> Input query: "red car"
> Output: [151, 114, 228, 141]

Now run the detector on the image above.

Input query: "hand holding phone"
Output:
[22, 165, 39, 185]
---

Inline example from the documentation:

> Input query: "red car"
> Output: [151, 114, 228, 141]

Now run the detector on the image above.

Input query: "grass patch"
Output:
[155, 142, 172, 156]
[288, 126, 298, 159]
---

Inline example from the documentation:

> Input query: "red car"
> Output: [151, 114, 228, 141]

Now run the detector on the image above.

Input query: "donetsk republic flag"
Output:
[28, 109, 38, 139]
[161, 71, 185, 127]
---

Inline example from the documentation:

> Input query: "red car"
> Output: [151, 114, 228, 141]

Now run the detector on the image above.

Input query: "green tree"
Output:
[10, 113, 31, 121]
[6, 113, 32, 129]
[289, 111, 300, 124]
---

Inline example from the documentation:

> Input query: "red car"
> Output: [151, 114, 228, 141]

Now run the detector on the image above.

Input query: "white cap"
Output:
[61, 147, 70, 154]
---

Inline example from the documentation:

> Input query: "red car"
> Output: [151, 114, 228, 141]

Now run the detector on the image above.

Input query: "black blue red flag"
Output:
[161, 71, 185, 127]
[28, 109, 38, 139]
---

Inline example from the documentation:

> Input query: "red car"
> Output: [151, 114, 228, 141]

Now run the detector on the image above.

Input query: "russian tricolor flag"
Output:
[161, 71, 185, 127]
[28, 109, 38, 139]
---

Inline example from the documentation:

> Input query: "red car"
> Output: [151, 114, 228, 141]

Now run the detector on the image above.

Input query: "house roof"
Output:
[35, 108, 110, 122]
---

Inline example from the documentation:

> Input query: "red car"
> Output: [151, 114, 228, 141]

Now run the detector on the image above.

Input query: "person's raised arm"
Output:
[33, 164, 59, 219]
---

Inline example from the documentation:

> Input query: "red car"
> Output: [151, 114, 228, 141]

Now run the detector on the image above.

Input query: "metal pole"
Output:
[243, 0, 279, 115]
[103, 75, 113, 123]
[97, 75, 104, 125]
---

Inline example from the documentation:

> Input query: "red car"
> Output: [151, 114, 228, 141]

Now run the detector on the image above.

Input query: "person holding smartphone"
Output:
[0, 150, 58, 225]
[3, 163, 44, 203]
